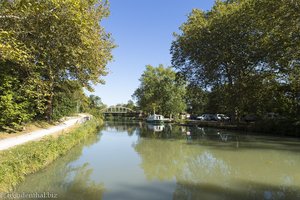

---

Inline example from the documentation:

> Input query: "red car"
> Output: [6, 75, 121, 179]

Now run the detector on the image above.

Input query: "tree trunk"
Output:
[46, 66, 55, 121]
[46, 92, 53, 121]
[226, 69, 237, 123]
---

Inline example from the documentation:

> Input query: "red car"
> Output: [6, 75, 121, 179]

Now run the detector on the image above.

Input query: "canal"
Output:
[14, 121, 300, 200]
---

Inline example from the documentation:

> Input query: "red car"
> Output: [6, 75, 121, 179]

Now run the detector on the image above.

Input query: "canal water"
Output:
[14, 121, 300, 200]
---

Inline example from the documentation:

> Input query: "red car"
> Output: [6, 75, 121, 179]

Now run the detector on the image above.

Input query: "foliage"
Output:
[112, 100, 138, 111]
[86, 95, 106, 118]
[0, 0, 113, 128]
[171, 0, 300, 120]
[133, 65, 186, 117]
[52, 82, 86, 120]
[88, 95, 106, 110]
[125, 100, 137, 111]
[185, 84, 208, 115]
[0, 117, 103, 192]
[0, 66, 39, 130]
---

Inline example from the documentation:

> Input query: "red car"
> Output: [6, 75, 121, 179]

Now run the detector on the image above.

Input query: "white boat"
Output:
[146, 114, 166, 123]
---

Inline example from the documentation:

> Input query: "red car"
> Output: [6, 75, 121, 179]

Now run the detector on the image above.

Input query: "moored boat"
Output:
[146, 114, 166, 124]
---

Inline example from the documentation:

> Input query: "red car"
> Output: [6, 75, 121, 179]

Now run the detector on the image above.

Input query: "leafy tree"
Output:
[133, 65, 186, 117]
[0, 0, 114, 128]
[204, 86, 228, 114]
[125, 100, 137, 111]
[185, 84, 208, 115]
[52, 81, 87, 120]
[87, 95, 106, 118]
[171, 0, 300, 120]
[88, 95, 105, 110]
[0, 72, 33, 129]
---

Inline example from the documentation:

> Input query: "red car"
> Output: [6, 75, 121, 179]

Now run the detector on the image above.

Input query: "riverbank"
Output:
[0, 114, 91, 140]
[0, 114, 91, 151]
[0, 117, 103, 192]
[179, 119, 300, 137]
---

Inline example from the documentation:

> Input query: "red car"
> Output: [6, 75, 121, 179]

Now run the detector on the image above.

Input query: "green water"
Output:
[14, 121, 300, 200]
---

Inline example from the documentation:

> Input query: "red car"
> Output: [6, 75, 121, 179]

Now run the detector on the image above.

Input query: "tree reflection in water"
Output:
[134, 123, 300, 200]
[103, 121, 139, 136]
[13, 122, 300, 200]
[14, 134, 105, 200]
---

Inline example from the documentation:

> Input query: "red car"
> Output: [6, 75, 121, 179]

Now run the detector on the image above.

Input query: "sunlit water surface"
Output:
[14, 121, 300, 200]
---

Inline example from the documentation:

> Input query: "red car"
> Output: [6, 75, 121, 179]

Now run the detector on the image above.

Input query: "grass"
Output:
[0, 117, 103, 192]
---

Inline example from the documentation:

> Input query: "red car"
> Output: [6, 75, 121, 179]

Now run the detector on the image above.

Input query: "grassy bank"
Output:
[0, 117, 103, 192]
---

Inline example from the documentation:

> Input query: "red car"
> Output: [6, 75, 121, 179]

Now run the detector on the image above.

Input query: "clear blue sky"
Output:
[91, 0, 215, 106]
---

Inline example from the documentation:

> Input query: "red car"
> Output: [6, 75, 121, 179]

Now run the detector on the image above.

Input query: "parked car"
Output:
[197, 114, 215, 121]
[214, 114, 230, 121]
[196, 115, 205, 120]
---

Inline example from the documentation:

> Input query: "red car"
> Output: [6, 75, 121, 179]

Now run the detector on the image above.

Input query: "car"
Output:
[197, 114, 215, 121]
[214, 114, 230, 121]
[196, 115, 205, 120]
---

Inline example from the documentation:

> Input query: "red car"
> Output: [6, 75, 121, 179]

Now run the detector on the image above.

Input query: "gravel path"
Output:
[0, 115, 88, 151]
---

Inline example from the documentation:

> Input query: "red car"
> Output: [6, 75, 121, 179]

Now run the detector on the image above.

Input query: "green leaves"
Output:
[133, 65, 186, 117]
[0, 73, 34, 130]
[0, 0, 113, 128]
[171, 0, 300, 120]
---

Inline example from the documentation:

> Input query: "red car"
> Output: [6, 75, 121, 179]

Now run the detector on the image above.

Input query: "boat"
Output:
[146, 114, 167, 124]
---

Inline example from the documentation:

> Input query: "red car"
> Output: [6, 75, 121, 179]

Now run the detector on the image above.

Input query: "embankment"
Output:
[0, 117, 102, 192]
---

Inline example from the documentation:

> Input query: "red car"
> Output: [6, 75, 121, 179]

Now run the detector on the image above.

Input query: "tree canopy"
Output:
[133, 65, 186, 117]
[171, 0, 300, 120]
[0, 0, 114, 129]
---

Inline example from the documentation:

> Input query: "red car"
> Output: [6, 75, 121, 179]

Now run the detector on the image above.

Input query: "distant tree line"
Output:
[0, 0, 113, 130]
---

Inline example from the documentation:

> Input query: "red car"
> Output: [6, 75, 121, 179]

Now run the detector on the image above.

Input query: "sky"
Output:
[90, 0, 215, 106]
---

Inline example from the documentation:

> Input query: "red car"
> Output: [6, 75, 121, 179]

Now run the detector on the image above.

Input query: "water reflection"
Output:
[12, 122, 300, 200]
[14, 134, 105, 200]
[147, 124, 165, 132]
[173, 180, 300, 200]
[133, 123, 300, 199]
[103, 121, 138, 136]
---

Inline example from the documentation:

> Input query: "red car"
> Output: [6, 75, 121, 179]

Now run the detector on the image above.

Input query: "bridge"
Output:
[101, 106, 140, 118]
[101, 106, 135, 114]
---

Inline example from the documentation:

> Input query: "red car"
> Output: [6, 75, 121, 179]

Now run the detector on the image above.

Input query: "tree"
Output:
[52, 81, 88, 120]
[185, 84, 208, 115]
[0, 0, 114, 128]
[171, 0, 300, 120]
[88, 95, 105, 110]
[86, 95, 106, 118]
[125, 100, 136, 111]
[133, 65, 186, 117]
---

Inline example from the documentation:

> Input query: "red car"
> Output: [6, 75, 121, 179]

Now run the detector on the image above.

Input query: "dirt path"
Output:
[0, 114, 88, 151]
